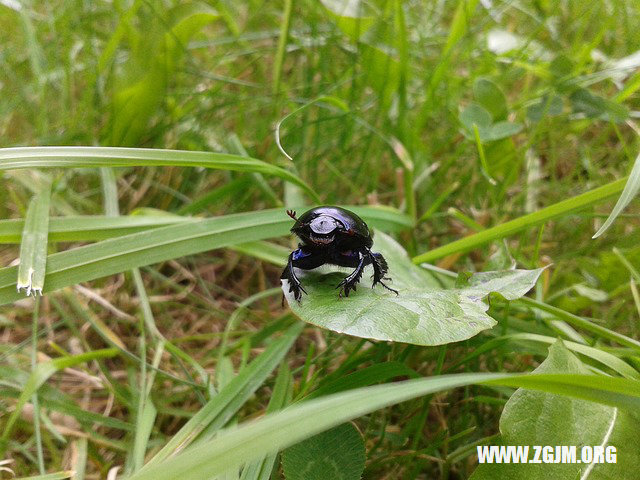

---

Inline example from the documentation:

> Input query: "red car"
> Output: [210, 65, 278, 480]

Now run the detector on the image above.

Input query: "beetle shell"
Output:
[293, 206, 370, 238]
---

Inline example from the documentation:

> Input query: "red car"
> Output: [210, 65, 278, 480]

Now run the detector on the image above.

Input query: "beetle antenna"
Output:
[286, 210, 298, 221]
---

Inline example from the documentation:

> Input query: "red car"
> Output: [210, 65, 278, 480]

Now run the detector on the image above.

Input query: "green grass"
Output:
[1, 0, 640, 479]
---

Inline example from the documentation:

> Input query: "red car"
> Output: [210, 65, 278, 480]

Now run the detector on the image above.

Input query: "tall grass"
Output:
[1, 1, 639, 479]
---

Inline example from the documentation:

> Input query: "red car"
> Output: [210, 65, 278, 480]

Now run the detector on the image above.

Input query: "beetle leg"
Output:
[281, 250, 307, 301]
[367, 250, 399, 295]
[336, 251, 366, 297]
[281, 248, 326, 302]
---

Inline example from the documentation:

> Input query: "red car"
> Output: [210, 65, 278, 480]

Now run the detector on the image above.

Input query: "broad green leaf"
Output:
[471, 340, 640, 480]
[593, 150, 640, 238]
[126, 372, 640, 480]
[284, 232, 543, 345]
[0, 146, 318, 201]
[17, 182, 51, 296]
[473, 78, 507, 120]
[281, 423, 365, 480]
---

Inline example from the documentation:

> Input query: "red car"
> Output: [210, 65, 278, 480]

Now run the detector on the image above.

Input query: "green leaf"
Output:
[284, 232, 544, 345]
[126, 372, 640, 480]
[593, 150, 640, 238]
[0, 205, 410, 245]
[0, 146, 318, 201]
[485, 121, 522, 141]
[550, 54, 574, 78]
[17, 181, 51, 296]
[459, 103, 492, 131]
[473, 78, 508, 120]
[569, 88, 628, 122]
[281, 423, 365, 480]
[471, 340, 640, 479]
[526, 94, 563, 122]
[0, 207, 411, 306]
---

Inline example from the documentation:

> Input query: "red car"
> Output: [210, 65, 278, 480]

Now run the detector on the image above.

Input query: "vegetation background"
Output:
[1, 0, 640, 479]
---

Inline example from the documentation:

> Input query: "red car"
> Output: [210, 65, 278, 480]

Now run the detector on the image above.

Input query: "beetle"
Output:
[281, 206, 398, 301]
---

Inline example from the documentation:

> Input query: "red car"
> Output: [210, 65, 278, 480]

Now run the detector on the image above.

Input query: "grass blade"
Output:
[17, 181, 51, 296]
[0, 207, 411, 306]
[593, 150, 640, 238]
[413, 177, 628, 263]
[14, 472, 75, 480]
[0, 348, 119, 457]
[0, 205, 412, 244]
[126, 372, 640, 480]
[240, 363, 293, 480]
[139, 323, 302, 470]
[0, 146, 319, 202]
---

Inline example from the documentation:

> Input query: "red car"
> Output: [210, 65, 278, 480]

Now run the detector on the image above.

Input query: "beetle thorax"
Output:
[310, 215, 340, 234]
[304, 215, 340, 245]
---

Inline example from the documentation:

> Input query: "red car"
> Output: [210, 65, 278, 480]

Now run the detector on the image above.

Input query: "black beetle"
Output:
[281, 206, 398, 301]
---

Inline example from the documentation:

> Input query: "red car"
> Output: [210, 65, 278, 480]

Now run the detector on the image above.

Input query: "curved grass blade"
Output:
[0, 206, 411, 244]
[0, 146, 319, 202]
[17, 182, 51, 296]
[593, 150, 640, 238]
[126, 373, 640, 480]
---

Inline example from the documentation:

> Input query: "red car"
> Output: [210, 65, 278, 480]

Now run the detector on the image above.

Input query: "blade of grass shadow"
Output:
[139, 323, 302, 470]
[127, 373, 640, 480]
[0, 147, 319, 202]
